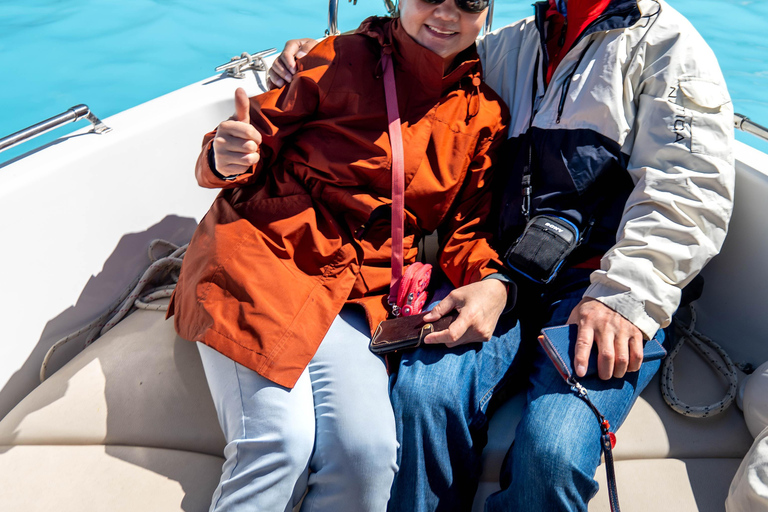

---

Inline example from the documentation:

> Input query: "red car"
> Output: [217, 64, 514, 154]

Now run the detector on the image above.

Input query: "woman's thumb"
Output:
[234, 87, 250, 124]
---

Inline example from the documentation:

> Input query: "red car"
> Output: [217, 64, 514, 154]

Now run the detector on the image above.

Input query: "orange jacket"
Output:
[169, 17, 509, 388]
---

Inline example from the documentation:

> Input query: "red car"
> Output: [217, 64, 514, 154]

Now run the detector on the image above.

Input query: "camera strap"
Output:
[382, 52, 406, 316]
[381, 52, 433, 317]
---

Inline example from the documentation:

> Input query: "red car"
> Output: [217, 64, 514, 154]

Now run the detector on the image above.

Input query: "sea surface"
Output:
[1, 0, 767, 160]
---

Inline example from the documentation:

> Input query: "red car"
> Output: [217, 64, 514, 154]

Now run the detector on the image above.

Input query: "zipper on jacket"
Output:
[556, 39, 594, 124]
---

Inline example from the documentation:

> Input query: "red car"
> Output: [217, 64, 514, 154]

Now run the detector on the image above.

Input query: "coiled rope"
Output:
[39, 240, 187, 382]
[660, 303, 738, 417]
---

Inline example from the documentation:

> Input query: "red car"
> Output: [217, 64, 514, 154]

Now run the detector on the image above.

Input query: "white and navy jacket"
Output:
[477, 0, 735, 337]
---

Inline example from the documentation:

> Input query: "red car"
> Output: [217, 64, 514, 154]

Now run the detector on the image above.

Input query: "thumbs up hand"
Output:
[212, 88, 263, 177]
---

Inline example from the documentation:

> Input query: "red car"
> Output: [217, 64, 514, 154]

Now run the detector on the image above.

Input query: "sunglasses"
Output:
[419, 0, 490, 14]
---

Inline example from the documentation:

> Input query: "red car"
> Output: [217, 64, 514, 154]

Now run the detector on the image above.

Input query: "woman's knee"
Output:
[345, 437, 399, 501]
[314, 408, 398, 483]
[225, 415, 316, 480]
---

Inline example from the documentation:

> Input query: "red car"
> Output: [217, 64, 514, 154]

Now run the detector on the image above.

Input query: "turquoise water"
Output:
[1, 0, 767, 161]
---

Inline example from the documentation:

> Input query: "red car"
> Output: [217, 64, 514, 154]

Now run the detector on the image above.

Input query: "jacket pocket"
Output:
[240, 194, 346, 275]
[677, 77, 732, 160]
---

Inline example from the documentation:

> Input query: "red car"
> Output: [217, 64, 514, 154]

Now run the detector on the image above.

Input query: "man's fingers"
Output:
[282, 38, 316, 70]
[267, 75, 285, 90]
[268, 59, 290, 88]
[424, 313, 469, 346]
[627, 332, 644, 373]
[280, 40, 302, 73]
[613, 334, 630, 378]
[596, 332, 616, 381]
[234, 88, 250, 124]
[422, 294, 456, 322]
[268, 38, 317, 89]
[442, 318, 471, 347]
[573, 325, 595, 378]
[423, 294, 461, 343]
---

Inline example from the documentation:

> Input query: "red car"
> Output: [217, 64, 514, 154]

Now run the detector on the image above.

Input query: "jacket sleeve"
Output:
[438, 121, 508, 287]
[584, 32, 736, 338]
[194, 38, 338, 189]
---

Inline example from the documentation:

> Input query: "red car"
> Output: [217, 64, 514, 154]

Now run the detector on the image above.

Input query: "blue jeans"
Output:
[388, 271, 664, 512]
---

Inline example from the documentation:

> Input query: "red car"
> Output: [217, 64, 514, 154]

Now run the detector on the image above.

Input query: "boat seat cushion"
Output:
[0, 310, 226, 456]
[0, 310, 754, 511]
[0, 444, 222, 512]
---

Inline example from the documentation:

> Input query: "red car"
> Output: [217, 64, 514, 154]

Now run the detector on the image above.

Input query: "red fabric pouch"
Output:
[396, 262, 432, 316]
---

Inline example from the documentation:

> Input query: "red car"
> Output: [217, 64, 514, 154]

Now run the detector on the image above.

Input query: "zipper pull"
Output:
[402, 292, 414, 316]
[521, 173, 532, 221]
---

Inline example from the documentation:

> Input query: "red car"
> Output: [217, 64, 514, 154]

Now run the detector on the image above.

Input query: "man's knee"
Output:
[489, 417, 600, 511]
[509, 399, 603, 499]
[392, 376, 463, 434]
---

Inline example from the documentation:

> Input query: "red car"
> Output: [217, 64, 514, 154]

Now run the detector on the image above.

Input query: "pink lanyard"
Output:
[382, 52, 406, 310]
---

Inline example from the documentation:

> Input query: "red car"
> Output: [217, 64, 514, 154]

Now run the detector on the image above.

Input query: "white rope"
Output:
[39, 240, 187, 382]
[660, 303, 738, 418]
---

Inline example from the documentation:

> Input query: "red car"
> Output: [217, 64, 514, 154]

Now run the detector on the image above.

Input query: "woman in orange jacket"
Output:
[169, 0, 510, 510]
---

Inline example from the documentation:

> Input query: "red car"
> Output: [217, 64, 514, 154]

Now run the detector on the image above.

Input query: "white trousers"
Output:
[197, 308, 398, 512]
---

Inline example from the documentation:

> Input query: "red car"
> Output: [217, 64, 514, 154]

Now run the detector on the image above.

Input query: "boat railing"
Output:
[735, 113, 768, 143]
[0, 104, 111, 156]
[327, 0, 494, 36]
[2, 100, 765, 163]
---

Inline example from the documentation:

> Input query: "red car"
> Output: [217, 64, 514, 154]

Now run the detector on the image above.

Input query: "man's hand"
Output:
[267, 38, 319, 89]
[568, 298, 644, 380]
[212, 88, 262, 177]
[422, 280, 508, 348]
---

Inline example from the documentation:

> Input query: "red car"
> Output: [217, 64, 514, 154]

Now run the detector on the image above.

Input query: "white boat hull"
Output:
[1, 62, 767, 511]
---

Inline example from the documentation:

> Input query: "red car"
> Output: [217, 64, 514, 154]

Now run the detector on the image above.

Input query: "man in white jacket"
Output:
[269, 0, 735, 509]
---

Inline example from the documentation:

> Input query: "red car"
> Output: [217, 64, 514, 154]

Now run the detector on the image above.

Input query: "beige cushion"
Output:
[0, 310, 225, 456]
[0, 445, 222, 512]
[473, 458, 742, 512]
[614, 342, 753, 461]
[591, 458, 743, 512]
[0, 310, 225, 512]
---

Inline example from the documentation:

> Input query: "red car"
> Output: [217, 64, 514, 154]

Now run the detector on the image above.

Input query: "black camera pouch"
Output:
[504, 215, 581, 285]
